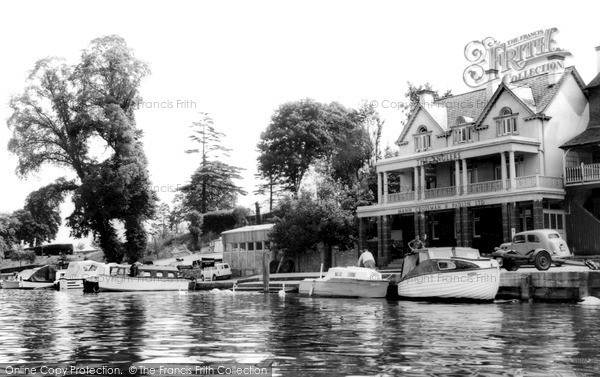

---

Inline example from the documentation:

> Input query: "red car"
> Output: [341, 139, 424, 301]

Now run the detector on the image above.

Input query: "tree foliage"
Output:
[181, 113, 246, 214]
[257, 99, 376, 196]
[7, 35, 156, 263]
[0, 213, 20, 252]
[269, 179, 358, 270]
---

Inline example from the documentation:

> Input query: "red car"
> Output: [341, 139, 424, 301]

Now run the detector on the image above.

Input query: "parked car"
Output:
[492, 229, 572, 271]
[201, 263, 232, 281]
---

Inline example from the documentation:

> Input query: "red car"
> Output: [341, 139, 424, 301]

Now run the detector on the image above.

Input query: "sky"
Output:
[1, 0, 599, 245]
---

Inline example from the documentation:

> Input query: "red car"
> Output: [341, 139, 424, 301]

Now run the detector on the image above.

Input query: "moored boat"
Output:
[0, 265, 59, 290]
[90, 264, 191, 292]
[299, 266, 390, 298]
[57, 260, 105, 291]
[397, 247, 500, 302]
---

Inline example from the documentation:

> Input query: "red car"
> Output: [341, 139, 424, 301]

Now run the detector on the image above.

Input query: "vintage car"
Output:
[201, 263, 232, 281]
[492, 229, 572, 271]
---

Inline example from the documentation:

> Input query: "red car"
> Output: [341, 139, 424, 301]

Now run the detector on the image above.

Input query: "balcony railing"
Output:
[565, 163, 600, 184]
[467, 180, 503, 194]
[388, 191, 415, 203]
[424, 186, 456, 199]
[384, 175, 564, 204]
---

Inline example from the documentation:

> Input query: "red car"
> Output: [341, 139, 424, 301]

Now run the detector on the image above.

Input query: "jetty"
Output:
[192, 265, 600, 302]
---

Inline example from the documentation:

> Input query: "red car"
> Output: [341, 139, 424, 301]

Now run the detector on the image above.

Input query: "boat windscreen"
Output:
[428, 249, 453, 259]
[453, 248, 481, 259]
[402, 254, 419, 277]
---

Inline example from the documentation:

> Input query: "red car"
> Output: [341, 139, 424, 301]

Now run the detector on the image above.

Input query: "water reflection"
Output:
[0, 289, 599, 376]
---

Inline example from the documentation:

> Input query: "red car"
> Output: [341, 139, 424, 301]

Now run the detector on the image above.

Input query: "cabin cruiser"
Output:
[85, 263, 191, 292]
[397, 247, 500, 302]
[299, 266, 390, 298]
[56, 260, 105, 290]
[0, 265, 58, 289]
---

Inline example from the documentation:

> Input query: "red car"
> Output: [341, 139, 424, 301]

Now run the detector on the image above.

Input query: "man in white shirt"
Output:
[357, 249, 376, 269]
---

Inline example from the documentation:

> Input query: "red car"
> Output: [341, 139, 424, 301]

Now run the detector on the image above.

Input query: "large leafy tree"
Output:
[7, 35, 156, 263]
[257, 99, 375, 195]
[180, 113, 246, 213]
[270, 179, 357, 271]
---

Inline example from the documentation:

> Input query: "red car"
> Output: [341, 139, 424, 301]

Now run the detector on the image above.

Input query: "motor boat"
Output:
[299, 266, 389, 298]
[56, 260, 105, 290]
[397, 247, 500, 302]
[0, 265, 58, 290]
[86, 263, 191, 292]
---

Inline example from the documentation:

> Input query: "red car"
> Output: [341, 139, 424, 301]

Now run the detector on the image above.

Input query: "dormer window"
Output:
[414, 126, 431, 152]
[453, 116, 473, 144]
[495, 107, 518, 136]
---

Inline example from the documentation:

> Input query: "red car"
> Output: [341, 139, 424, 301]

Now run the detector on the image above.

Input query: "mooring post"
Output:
[263, 250, 270, 293]
[521, 275, 532, 302]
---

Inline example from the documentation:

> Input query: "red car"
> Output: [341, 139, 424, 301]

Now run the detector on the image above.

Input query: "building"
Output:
[221, 224, 274, 277]
[357, 55, 593, 266]
[560, 47, 600, 253]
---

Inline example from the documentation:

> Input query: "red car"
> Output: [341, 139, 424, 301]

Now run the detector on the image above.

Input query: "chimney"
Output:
[547, 54, 566, 86]
[485, 69, 500, 99]
[417, 89, 435, 107]
[596, 46, 600, 74]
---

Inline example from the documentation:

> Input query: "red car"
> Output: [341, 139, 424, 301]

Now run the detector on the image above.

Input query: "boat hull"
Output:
[299, 278, 389, 298]
[1, 280, 56, 290]
[397, 267, 500, 301]
[97, 274, 190, 292]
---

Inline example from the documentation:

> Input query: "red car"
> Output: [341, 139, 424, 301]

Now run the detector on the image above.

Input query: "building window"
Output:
[256, 241, 263, 250]
[544, 211, 564, 230]
[453, 116, 473, 144]
[454, 126, 473, 143]
[495, 107, 518, 136]
[431, 215, 439, 240]
[473, 215, 481, 238]
[248, 242, 255, 251]
[414, 126, 431, 152]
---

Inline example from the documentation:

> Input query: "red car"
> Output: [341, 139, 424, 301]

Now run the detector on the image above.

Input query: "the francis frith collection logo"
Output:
[463, 27, 572, 88]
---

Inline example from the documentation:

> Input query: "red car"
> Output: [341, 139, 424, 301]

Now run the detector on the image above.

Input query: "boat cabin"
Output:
[401, 247, 484, 279]
[101, 264, 182, 279]
[325, 266, 383, 281]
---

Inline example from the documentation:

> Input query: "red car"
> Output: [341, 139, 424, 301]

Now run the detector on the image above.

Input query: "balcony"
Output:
[565, 163, 600, 185]
[385, 175, 564, 204]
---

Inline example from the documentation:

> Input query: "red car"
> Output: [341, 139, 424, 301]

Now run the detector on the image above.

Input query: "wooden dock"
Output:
[192, 267, 599, 302]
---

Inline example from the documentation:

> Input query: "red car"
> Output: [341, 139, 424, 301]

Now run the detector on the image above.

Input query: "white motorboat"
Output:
[299, 266, 390, 298]
[0, 265, 58, 290]
[89, 264, 191, 292]
[397, 247, 500, 302]
[57, 260, 105, 291]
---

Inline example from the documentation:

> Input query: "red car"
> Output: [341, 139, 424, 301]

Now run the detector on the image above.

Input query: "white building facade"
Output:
[357, 60, 590, 265]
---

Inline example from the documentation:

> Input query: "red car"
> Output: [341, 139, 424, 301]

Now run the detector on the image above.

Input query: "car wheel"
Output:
[504, 260, 519, 271]
[534, 250, 551, 271]
[212, 274, 217, 281]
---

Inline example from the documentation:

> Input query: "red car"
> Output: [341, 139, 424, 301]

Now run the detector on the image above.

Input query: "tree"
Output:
[7, 35, 156, 263]
[0, 213, 20, 253]
[270, 179, 357, 271]
[257, 99, 333, 194]
[402, 82, 452, 124]
[257, 99, 377, 195]
[187, 210, 203, 251]
[181, 113, 246, 213]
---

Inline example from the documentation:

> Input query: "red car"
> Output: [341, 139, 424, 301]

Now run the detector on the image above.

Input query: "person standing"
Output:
[357, 249, 376, 269]
[408, 235, 425, 251]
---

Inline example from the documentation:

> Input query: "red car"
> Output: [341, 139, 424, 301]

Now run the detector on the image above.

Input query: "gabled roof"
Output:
[396, 104, 447, 144]
[560, 126, 600, 149]
[586, 72, 600, 89]
[474, 82, 537, 126]
[396, 67, 585, 144]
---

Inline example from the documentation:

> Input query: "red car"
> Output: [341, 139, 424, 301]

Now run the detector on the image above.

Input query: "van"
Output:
[201, 263, 232, 281]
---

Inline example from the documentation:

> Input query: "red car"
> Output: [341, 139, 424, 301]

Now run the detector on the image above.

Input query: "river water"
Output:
[0, 289, 599, 376]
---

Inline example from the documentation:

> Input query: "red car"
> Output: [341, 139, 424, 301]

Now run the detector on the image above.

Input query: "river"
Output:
[0, 289, 598, 376]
